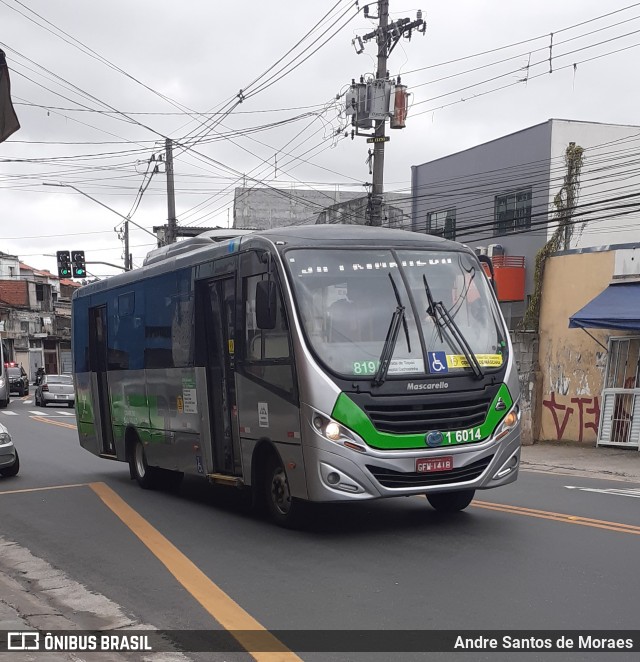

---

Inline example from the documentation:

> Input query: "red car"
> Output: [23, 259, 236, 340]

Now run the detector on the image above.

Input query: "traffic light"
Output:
[71, 250, 86, 278]
[56, 250, 71, 278]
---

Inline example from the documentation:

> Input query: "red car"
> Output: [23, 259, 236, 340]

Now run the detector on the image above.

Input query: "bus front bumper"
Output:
[303, 428, 521, 503]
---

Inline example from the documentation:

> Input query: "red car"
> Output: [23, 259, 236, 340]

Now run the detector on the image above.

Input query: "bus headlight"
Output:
[494, 403, 521, 442]
[312, 413, 367, 452]
[324, 421, 341, 441]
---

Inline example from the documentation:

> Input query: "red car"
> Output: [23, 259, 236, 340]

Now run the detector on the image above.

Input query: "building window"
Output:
[426, 208, 456, 240]
[494, 188, 532, 235]
[36, 283, 44, 302]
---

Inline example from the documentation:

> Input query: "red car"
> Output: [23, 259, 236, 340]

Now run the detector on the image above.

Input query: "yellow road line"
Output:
[473, 500, 640, 535]
[30, 415, 77, 430]
[0, 483, 88, 496]
[89, 482, 302, 662]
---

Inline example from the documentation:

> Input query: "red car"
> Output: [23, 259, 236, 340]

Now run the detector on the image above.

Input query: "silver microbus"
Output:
[72, 225, 521, 526]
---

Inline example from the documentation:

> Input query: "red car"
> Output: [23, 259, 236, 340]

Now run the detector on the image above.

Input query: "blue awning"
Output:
[569, 282, 640, 331]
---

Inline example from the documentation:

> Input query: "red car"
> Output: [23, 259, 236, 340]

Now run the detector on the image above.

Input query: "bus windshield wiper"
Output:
[422, 274, 443, 342]
[422, 274, 483, 379]
[372, 274, 411, 387]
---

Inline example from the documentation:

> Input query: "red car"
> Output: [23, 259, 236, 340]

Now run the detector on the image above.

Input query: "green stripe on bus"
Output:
[331, 383, 514, 450]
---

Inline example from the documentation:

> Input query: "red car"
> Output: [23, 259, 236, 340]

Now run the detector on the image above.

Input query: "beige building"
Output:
[536, 245, 640, 448]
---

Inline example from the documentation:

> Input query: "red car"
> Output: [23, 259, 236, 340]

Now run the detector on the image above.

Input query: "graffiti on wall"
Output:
[542, 392, 601, 442]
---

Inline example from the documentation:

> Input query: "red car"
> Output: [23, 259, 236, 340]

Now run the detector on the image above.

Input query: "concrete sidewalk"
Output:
[0, 570, 137, 662]
[0, 539, 189, 662]
[521, 440, 640, 482]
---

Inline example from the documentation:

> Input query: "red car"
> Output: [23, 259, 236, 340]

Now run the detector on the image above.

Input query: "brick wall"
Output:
[0, 280, 28, 307]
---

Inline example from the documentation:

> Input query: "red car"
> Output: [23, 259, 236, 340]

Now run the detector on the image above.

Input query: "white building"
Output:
[0, 251, 20, 279]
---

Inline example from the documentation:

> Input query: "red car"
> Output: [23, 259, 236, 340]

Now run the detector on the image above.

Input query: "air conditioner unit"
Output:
[488, 243, 504, 258]
[475, 246, 487, 256]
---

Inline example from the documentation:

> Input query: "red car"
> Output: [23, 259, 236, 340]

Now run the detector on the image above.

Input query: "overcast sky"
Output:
[2, 0, 639, 278]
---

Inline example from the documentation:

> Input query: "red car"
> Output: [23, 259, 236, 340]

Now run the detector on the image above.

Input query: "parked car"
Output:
[7, 365, 29, 396]
[35, 374, 74, 408]
[0, 421, 19, 477]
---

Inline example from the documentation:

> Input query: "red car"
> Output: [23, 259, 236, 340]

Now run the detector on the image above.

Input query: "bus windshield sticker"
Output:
[388, 358, 424, 374]
[427, 351, 448, 374]
[353, 358, 424, 375]
[447, 354, 503, 368]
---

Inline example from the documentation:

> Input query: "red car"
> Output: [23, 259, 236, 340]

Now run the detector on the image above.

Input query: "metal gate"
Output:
[598, 336, 640, 450]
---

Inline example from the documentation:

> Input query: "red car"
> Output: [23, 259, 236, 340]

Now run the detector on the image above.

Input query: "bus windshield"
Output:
[286, 248, 507, 379]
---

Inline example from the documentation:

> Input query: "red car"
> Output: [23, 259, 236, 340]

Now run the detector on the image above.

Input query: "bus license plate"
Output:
[416, 456, 453, 473]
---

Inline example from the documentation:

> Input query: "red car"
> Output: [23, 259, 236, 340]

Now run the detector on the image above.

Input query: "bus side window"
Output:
[245, 275, 290, 360]
[242, 274, 294, 396]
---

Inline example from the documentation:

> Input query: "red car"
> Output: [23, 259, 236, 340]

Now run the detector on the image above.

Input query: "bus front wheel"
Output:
[426, 489, 475, 513]
[130, 439, 158, 489]
[264, 454, 303, 528]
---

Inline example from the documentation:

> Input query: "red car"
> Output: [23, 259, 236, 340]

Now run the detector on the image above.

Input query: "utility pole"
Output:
[123, 220, 131, 270]
[165, 138, 177, 244]
[344, 3, 425, 226]
[370, 0, 390, 227]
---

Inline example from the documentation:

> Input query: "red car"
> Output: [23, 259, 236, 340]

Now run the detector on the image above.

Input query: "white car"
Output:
[35, 374, 75, 408]
[0, 421, 19, 477]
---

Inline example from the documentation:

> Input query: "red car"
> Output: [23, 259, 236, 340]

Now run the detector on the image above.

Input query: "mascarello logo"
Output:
[407, 381, 449, 391]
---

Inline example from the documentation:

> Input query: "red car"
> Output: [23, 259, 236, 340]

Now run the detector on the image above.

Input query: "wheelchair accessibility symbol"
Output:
[427, 351, 449, 374]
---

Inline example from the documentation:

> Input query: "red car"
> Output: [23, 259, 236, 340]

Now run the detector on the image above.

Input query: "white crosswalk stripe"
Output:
[29, 410, 51, 416]
[566, 485, 640, 499]
[1, 411, 18, 415]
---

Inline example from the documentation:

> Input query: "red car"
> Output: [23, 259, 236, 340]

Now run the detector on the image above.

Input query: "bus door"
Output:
[88, 305, 115, 456]
[197, 275, 239, 475]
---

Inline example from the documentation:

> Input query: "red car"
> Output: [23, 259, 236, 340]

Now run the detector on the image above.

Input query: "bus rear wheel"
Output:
[426, 489, 475, 513]
[264, 454, 303, 528]
[130, 439, 159, 489]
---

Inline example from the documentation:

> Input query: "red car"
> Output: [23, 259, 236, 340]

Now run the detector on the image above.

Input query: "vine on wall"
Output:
[522, 142, 584, 331]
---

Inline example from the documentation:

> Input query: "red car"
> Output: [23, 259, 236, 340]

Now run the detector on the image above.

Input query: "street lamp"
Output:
[43, 182, 157, 270]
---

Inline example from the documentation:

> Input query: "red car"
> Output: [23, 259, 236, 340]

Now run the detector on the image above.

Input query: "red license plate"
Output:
[416, 456, 453, 473]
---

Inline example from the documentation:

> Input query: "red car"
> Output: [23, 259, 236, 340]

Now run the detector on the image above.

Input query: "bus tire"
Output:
[0, 398, 7, 409]
[264, 453, 303, 528]
[0, 450, 19, 477]
[130, 439, 159, 490]
[426, 489, 475, 513]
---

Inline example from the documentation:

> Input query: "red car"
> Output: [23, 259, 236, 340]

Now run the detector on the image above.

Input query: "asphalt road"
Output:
[1, 395, 640, 661]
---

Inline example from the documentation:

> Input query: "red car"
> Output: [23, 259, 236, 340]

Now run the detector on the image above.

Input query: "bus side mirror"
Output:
[256, 280, 277, 329]
[477, 255, 497, 296]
